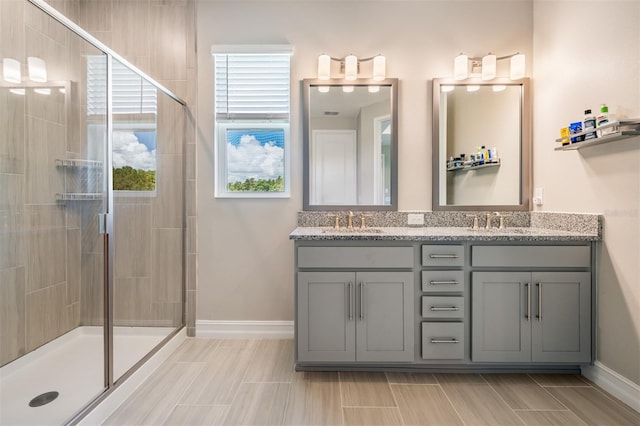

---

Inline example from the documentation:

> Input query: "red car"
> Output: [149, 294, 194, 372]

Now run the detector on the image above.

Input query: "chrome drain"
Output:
[29, 391, 59, 407]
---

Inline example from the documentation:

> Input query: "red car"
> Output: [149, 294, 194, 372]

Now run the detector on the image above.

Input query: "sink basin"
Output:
[321, 227, 384, 234]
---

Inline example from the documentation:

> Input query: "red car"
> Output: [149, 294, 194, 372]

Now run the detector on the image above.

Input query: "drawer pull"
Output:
[429, 280, 460, 285]
[430, 306, 459, 312]
[430, 339, 460, 344]
[525, 282, 530, 321]
[429, 254, 459, 259]
[359, 282, 365, 321]
[348, 282, 353, 320]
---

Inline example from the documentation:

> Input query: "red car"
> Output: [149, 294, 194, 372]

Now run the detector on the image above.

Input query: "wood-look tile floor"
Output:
[104, 339, 640, 426]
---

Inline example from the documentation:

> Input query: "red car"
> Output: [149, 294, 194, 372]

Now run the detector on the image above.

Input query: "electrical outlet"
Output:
[533, 187, 544, 206]
[407, 213, 425, 225]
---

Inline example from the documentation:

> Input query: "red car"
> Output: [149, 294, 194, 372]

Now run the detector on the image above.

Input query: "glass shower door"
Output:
[110, 58, 185, 382]
[0, 2, 109, 423]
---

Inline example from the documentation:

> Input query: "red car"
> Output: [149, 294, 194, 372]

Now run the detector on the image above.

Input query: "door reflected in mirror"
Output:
[432, 78, 530, 211]
[303, 79, 398, 211]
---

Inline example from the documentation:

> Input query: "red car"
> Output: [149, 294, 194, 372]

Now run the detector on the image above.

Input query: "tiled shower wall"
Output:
[1, 0, 197, 366]
[44, 0, 198, 334]
[0, 0, 95, 365]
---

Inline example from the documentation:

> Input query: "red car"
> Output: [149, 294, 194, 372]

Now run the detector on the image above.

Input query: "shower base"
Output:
[1, 326, 174, 426]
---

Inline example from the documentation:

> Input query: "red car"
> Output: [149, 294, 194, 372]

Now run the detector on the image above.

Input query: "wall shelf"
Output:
[56, 158, 103, 202]
[554, 119, 640, 151]
[56, 159, 103, 168]
[447, 159, 501, 172]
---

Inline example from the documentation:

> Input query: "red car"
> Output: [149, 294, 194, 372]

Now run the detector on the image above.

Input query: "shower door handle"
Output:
[98, 213, 108, 234]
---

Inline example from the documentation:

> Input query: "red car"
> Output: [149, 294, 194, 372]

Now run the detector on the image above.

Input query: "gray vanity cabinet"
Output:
[297, 271, 414, 363]
[472, 271, 591, 363]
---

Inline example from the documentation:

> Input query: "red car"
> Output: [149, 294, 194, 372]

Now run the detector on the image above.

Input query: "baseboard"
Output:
[582, 361, 640, 413]
[196, 320, 294, 339]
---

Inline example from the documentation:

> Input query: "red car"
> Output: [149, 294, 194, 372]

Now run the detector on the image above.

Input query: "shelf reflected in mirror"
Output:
[432, 77, 531, 211]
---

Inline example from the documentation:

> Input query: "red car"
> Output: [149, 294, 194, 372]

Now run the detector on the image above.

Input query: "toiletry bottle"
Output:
[583, 109, 596, 140]
[477, 147, 484, 165]
[596, 104, 614, 137]
[482, 145, 491, 163]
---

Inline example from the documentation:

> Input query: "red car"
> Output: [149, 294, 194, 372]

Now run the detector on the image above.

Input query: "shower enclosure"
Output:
[1, 1, 186, 424]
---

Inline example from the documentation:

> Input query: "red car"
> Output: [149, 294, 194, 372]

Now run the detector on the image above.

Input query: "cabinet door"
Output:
[472, 272, 532, 362]
[297, 272, 355, 362]
[531, 272, 591, 363]
[355, 272, 414, 362]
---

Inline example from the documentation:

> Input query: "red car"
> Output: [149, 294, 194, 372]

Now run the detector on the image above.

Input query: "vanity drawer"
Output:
[297, 246, 413, 269]
[422, 296, 464, 319]
[421, 270, 464, 293]
[472, 245, 591, 268]
[422, 322, 464, 360]
[421, 245, 464, 267]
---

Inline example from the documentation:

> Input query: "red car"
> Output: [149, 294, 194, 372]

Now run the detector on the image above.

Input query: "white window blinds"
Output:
[87, 56, 157, 115]
[214, 53, 291, 120]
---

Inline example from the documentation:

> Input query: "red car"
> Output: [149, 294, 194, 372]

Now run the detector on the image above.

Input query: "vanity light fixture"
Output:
[454, 52, 525, 81]
[317, 53, 386, 81]
[492, 85, 506, 92]
[368, 85, 380, 93]
[10, 88, 25, 96]
[317, 86, 330, 93]
[27, 56, 47, 83]
[342, 85, 354, 93]
[441, 85, 455, 93]
[3, 58, 22, 83]
[466, 85, 480, 92]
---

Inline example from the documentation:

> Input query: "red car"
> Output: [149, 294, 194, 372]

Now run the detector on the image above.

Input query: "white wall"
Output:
[533, 1, 640, 384]
[196, 0, 533, 322]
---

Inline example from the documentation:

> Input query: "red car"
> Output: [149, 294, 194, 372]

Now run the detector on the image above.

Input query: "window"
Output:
[213, 46, 291, 197]
[87, 56, 158, 193]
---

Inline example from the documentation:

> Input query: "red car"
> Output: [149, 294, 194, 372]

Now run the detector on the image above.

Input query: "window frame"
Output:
[212, 46, 292, 198]
[215, 121, 290, 198]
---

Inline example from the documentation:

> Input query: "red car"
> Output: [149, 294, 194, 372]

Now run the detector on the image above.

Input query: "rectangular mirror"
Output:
[303, 78, 398, 211]
[432, 77, 531, 211]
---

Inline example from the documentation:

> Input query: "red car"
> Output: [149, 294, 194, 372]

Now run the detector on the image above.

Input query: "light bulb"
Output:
[317, 54, 331, 80]
[344, 55, 357, 80]
[482, 54, 496, 80]
[27, 57, 47, 83]
[372, 55, 386, 81]
[3, 58, 21, 84]
[454, 54, 468, 80]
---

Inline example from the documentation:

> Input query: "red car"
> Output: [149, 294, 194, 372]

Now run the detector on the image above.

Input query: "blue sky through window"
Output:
[225, 128, 285, 184]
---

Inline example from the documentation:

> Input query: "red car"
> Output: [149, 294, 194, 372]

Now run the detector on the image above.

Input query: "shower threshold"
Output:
[1, 326, 174, 426]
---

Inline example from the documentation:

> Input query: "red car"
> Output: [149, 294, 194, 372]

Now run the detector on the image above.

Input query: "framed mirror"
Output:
[432, 77, 531, 211]
[303, 78, 398, 211]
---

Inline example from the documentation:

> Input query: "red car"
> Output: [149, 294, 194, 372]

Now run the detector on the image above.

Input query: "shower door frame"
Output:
[26, 1, 188, 424]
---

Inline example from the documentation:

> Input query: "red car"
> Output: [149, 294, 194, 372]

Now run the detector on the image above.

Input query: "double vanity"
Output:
[295, 75, 600, 372]
[290, 212, 600, 372]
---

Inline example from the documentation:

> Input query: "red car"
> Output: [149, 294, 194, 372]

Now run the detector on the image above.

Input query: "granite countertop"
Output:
[289, 226, 600, 242]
